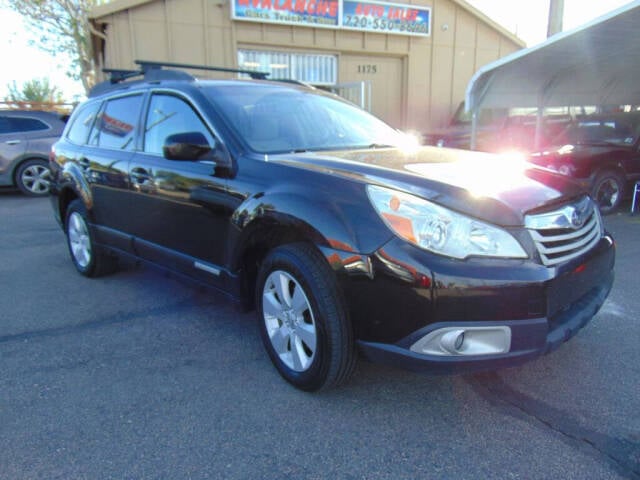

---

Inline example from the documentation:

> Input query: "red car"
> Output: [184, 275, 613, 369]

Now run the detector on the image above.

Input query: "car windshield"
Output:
[553, 119, 638, 146]
[204, 84, 407, 154]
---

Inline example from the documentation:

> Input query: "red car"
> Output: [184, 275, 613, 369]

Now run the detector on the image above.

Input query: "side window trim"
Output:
[87, 101, 107, 147]
[67, 101, 102, 145]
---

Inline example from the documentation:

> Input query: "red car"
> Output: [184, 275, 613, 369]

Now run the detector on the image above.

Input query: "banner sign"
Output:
[233, 0, 340, 28]
[342, 0, 430, 36]
[231, 0, 431, 36]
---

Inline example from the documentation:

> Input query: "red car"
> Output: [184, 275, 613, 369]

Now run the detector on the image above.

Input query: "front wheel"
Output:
[65, 200, 117, 277]
[592, 171, 625, 214]
[256, 243, 356, 391]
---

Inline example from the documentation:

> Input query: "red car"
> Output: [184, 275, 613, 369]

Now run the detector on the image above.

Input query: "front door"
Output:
[128, 92, 232, 287]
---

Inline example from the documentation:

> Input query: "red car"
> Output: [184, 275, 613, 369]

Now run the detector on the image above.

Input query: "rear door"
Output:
[0, 115, 27, 177]
[82, 94, 144, 239]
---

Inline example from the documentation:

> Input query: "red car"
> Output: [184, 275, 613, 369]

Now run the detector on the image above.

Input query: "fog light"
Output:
[454, 331, 465, 350]
[410, 326, 511, 356]
[440, 329, 466, 354]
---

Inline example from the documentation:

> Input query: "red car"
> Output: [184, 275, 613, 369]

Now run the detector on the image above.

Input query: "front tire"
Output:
[65, 200, 117, 277]
[16, 159, 51, 196]
[256, 243, 356, 391]
[592, 170, 625, 214]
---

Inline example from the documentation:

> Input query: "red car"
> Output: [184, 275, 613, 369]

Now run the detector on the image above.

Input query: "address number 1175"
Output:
[357, 65, 378, 74]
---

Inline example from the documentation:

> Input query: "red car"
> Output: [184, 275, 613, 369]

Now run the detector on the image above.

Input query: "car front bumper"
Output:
[328, 232, 615, 375]
[356, 269, 613, 374]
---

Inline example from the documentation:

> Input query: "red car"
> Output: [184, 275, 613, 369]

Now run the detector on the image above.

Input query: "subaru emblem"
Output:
[571, 208, 585, 228]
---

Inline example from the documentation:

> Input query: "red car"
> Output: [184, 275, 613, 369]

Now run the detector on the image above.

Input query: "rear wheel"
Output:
[256, 243, 356, 391]
[592, 171, 625, 214]
[65, 199, 117, 277]
[16, 159, 51, 196]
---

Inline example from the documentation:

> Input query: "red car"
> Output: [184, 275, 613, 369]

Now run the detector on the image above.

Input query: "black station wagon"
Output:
[49, 62, 615, 391]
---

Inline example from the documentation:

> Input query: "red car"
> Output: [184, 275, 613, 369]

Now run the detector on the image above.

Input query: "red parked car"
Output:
[529, 114, 640, 214]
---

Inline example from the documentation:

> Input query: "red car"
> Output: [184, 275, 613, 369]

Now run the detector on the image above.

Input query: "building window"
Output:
[238, 50, 337, 85]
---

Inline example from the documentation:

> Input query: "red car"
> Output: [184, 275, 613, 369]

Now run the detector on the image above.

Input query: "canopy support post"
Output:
[534, 96, 544, 150]
[470, 110, 478, 150]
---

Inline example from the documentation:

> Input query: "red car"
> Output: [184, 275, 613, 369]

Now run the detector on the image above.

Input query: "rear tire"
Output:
[16, 159, 51, 196]
[65, 199, 117, 277]
[591, 171, 625, 215]
[256, 243, 356, 391]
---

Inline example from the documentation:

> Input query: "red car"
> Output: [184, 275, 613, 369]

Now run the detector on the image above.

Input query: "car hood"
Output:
[425, 124, 498, 139]
[271, 146, 585, 227]
[533, 143, 631, 160]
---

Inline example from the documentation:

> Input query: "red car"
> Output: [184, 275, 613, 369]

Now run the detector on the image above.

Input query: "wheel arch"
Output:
[228, 189, 388, 310]
[58, 186, 81, 227]
[590, 164, 627, 185]
[57, 162, 94, 217]
[590, 167, 627, 214]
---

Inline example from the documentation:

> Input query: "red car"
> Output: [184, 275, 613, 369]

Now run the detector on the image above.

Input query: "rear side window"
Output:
[90, 95, 143, 150]
[0, 116, 49, 134]
[67, 102, 101, 145]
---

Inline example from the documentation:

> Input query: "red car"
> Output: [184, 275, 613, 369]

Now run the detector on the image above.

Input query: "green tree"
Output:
[3, 0, 106, 95]
[7, 78, 64, 103]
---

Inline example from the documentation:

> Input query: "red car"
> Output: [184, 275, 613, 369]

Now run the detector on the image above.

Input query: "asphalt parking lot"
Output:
[1, 191, 639, 480]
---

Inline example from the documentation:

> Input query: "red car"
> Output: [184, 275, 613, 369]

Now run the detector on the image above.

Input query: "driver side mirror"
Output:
[162, 131, 233, 174]
[163, 132, 213, 161]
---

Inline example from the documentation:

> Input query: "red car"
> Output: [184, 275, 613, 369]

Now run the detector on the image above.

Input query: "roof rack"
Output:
[90, 60, 270, 97]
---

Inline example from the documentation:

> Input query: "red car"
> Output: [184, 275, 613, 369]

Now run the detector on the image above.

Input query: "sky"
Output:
[466, 0, 632, 46]
[0, 0, 635, 101]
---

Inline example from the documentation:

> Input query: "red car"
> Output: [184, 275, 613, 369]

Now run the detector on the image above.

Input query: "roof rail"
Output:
[89, 60, 270, 97]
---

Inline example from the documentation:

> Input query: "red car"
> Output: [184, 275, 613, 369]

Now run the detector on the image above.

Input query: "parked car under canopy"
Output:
[464, 1, 640, 212]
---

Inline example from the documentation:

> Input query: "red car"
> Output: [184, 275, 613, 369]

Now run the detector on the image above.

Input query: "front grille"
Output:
[525, 197, 602, 266]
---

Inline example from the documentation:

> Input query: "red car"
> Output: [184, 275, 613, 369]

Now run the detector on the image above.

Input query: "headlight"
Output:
[367, 185, 527, 260]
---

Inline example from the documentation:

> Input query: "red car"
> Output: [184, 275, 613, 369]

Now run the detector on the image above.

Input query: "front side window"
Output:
[67, 102, 101, 145]
[144, 94, 215, 155]
[90, 95, 143, 150]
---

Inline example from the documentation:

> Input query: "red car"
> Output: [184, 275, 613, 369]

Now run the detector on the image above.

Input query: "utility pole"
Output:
[547, 0, 564, 37]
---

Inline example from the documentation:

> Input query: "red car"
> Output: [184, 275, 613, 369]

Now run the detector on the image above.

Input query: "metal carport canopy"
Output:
[465, 0, 640, 148]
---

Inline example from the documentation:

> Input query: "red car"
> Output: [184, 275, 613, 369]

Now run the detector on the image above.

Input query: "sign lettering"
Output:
[231, 0, 431, 36]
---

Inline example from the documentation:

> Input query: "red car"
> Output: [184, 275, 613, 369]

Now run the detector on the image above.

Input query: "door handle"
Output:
[5, 139, 21, 145]
[130, 167, 152, 183]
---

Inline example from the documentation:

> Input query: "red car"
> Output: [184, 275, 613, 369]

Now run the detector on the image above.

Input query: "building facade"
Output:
[90, 0, 524, 131]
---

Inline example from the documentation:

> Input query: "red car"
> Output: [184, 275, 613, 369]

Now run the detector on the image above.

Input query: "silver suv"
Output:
[0, 110, 66, 196]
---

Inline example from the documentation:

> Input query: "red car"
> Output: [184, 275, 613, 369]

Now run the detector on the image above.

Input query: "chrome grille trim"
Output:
[525, 197, 603, 266]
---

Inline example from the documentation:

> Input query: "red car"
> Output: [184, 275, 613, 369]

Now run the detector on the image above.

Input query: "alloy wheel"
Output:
[68, 212, 92, 268]
[594, 178, 620, 210]
[20, 164, 51, 195]
[262, 270, 317, 372]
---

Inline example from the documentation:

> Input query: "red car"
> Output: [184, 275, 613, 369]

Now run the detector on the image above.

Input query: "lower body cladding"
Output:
[334, 234, 615, 375]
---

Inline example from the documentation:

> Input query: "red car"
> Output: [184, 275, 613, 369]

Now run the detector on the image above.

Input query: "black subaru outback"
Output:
[49, 61, 615, 391]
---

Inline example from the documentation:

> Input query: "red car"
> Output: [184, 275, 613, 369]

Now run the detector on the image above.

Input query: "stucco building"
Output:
[90, 0, 524, 131]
